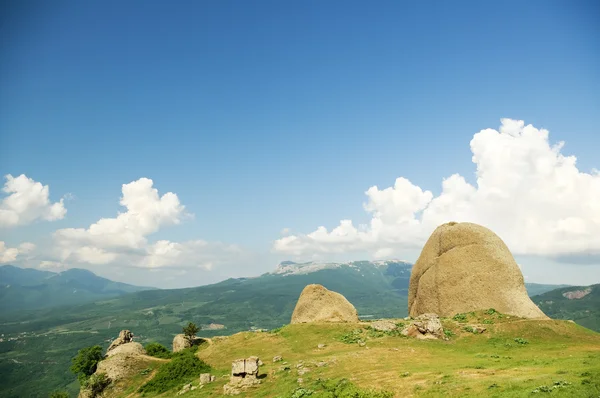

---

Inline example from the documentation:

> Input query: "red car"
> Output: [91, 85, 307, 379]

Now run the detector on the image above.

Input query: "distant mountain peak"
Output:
[273, 259, 413, 276]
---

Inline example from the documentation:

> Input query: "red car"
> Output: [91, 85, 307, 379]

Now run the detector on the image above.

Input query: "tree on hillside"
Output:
[70, 345, 103, 384]
[183, 322, 199, 341]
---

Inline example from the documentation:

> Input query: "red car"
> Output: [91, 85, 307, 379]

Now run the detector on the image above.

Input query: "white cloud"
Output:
[50, 177, 249, 272]
[274, 119, 600, 259]
[0, 241, 35, 263]
[0, 174, 67, 227]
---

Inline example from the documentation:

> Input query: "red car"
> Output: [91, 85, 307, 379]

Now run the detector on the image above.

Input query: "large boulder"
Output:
[105, 342, 145, 358]
[291, 284, 359, 324]
[408, 222, 547, 319]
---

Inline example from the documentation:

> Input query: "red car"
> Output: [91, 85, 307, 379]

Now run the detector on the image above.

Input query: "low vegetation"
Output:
[70, 345, 103, 385]
[138, 347, 210, 394]
[144, 342, 172, 359]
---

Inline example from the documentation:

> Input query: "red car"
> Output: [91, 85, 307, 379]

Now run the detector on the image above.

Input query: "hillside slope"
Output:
[93, 314, 600, 398]
[0, 265, 155, 312]
[533, 284, 600, 332]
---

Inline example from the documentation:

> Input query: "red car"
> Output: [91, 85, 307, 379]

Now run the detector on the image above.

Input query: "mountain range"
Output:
[0, 264, 154, 312]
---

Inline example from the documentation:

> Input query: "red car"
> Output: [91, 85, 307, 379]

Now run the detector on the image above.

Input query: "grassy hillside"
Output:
[533, 284, 600, 332]
[94, 312, 600, 397]
[0, 261, 581, 397]
[0, 265, 155, 312]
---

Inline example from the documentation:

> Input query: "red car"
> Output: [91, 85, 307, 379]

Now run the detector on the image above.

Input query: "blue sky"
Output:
[1, 1, 599, 287]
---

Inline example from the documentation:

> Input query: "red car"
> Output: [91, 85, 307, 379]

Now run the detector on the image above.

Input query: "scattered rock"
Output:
[273, 355, 283, 362]
[297, 378, 304, 384]
[317, 343, 326, 349]
[177, 383, 194, 395]
[371, 320, 398, 332]
[298, 367, 310, 375]
[358, 340, 366, 347]
[465, 325, 486, 334]
[223, 356, 262, 395]
[199, 373, 215, 384]
[408, 222, 548, 319]
[106, 330, 134, 354]
[291, 284, 359, 324]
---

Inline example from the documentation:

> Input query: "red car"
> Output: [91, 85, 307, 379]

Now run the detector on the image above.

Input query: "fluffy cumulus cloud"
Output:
[0, 241, 36, 263]
[274, 119, 600, 259]
[51, 177, 247, 270]
[0, 174, 67, 227]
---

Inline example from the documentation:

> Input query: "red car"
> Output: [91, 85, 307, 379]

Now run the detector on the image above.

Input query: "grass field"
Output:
[99, 311, 600, 397]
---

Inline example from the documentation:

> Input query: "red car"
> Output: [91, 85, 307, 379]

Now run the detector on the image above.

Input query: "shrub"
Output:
[444, 330, 455, 338]
[145, 342, 172, 359]
[483, 319, 495, 324]
[453, 313, 468, 323]
[85, 373, 110, 397]
[463, 326, 476, 334]
[70, 345, 103, 384]
[138, 348, 210, 394]
[514, 337, 529, 345]
[485, 308, 497, 315]
[339, 329, 364, 344]
[49, 391, 70, 398]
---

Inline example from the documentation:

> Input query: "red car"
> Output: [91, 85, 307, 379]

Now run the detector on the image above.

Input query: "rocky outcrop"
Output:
[105, 342, 145, 358]
[172, 334, 204, 352]
[223, 356, 261, 395]
[291, 284, 359, 324]
[200, 373, 216, 384]
[562, 288, 592, 299]
[408, 222, 548, 319]
[401, 314, 444, 339]
[106, 330, 134, 354]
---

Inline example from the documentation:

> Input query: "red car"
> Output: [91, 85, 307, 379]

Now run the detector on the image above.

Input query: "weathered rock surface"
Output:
[408, 222, 548, 319]
[370, 319, 398, 332]
[106, 330, 134, 354]
[291, 284, 359, 324]
[105, 342, 145, 358]
[224, 356, 261, 395]
[199, 373, 216, 384]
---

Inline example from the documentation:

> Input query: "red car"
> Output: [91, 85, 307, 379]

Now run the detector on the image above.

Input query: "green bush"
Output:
[138, 348, 210, 394]
[514, 337, 529, 345]
[49, 391, 70, 398]
[339, 329, 364, 344]
[70, 345, 103, 384]
[452, 313, 468, 323]
[84, 373, 110, 397]
[145, 342, 172, 359]
[444, 330, 455, 338]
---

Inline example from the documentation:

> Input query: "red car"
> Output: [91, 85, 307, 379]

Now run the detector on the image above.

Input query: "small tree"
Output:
[182, 322, 199, 341]
[70, 345, 103, 384]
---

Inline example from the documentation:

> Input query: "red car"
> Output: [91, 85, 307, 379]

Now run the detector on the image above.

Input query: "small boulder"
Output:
[105, 342, 146, 358]
[317, 343, 326, 349]
[273, 355, 282, 362]
[291, 284, 359, 324]
[224, 356, 262, 395]
[172, 334, 204, 352]
[200, 373, 214, 384]
[370, 320, 397, 332]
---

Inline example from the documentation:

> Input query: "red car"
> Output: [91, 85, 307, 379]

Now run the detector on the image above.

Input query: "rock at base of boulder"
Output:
[177, 383, 198, 395]
[401, 314, 444, 339]
[370, 320, 398, 332]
